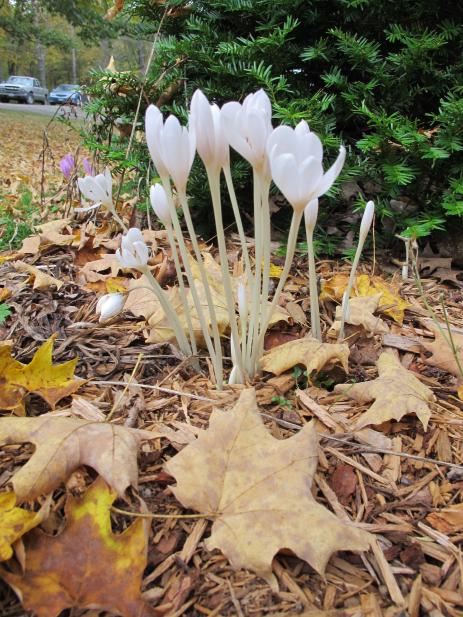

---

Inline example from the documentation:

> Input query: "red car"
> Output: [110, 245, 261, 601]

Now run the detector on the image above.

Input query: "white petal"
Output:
[145, 105, 168, 177]
[133, 240, 149, 265]
[270, 153, 301, 208]
[315, 146, 346, 197]
[78, 177, 106, 204]
[125, 228, 144, 244]
[74, 202, 102, 213]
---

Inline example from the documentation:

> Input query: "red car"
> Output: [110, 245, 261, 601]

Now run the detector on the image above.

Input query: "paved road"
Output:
[0, 101, 83, 119]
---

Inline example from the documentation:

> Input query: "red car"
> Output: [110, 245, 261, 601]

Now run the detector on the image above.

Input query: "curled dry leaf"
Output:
[0, 336, 83, 415]
[0, 492, 50, 561]
[165, 388, 369, 589]
[329, 294, 389, 337]
[260, 336, 349, 378]
[320, 273, 410, 324]
[0, 416, 149, 502]
[334, 352, 435, 430]
[0, 478, 156, 617]
[13, 260, 63, 292]
[421, 322, 463, 378]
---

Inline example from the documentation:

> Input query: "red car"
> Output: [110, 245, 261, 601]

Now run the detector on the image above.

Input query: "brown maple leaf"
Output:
[0, 416, 148, 502]
[165, 388, 369, 589]
[260, 336, 350, 378]
[334, 352, 435, 430]
[422, 322, 463, 378]
[0, 478, 157, 617]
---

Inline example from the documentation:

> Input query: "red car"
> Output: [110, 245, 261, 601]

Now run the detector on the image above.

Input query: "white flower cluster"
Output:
[78, 89, 374, 387]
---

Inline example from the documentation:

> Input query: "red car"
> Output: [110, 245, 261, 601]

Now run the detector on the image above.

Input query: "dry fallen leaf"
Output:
[0, 493, 50, 561]
[165, 388, 369, 589]
[19, 219, 75, 255]
[329, 294, 389, 337]
[0, 336, 83, 415]
[260, 336, 350, 378]
[13, 260, 63, 292]
[334, 352, 435, 430]
[0, 416, 148, 501]
[126, 254, 290, 346]
[320, 273, 410, 324]
[422, 322, 463, 378]
[0, 478, 155, 617]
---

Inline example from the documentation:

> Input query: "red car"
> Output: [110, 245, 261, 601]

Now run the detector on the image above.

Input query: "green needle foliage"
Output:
[83, 0, 463, 243]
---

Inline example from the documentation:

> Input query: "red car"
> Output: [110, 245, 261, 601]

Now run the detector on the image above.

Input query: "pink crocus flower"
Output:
[60, 154, 75, 179]
[82, 157, 94, 176]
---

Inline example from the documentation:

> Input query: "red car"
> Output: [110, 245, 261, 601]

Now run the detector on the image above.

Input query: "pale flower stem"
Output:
[178, 192, 224, 378]
[246, 170, 263, 373]
[140, 266, 192, 356]
[337, 238, 365, 342]
[259, 174, 271, 335]
[109, 206, 128, 232]
[160, 179, 223, 388]
[206, 168, 245, 378]
[165, 220, 198, 356]
[250, 210, 303, 375]
[223, 164, 252, 277]
[306, 227, 322, 341]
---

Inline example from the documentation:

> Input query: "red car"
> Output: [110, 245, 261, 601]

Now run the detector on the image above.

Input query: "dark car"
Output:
[49, 84, 83, 106]
[0, 76, 48, 104]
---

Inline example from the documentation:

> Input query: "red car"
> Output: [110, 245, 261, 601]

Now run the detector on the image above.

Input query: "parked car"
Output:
[49, 84, 84, 106]
[0, 76, 48, 104]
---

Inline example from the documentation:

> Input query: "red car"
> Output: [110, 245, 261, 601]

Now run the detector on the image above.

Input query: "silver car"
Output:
[0, 76, 49, 104]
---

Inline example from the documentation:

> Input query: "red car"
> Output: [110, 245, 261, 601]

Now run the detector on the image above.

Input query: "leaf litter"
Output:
[2, 115, 463, 616]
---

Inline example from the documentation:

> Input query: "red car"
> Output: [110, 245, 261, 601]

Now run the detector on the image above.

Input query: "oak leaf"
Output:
[320, 273, 410, 324]
[0, 478, 156, 617]
[334, 352, 435, 430]
[165, 388, 369, 589]
[260, 336, 349, 378]
[421, 322, 463, 378]
[0, 336, 83, 415]
[329, 294, 389, 337]
[0, 493, 50, 561]
[0, 416, 146, 501]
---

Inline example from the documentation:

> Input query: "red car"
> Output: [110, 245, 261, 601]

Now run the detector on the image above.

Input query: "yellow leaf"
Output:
[0, 493, 50, 561]
[334, 352, 435, 430]
[0, 336, 83, 414]
[320, 274, 410, 324]
[105, 276, 128, 293]
[260, 336, 350, 378]
[166, 388, 369, 589]
[268, 262, 284, 278]
[0, 478, 154, 617]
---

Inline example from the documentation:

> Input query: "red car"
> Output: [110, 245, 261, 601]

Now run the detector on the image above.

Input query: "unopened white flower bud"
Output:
[96, 293, 125, 322]
[359, 201, 375, 241]
[150, 183, 171, 225]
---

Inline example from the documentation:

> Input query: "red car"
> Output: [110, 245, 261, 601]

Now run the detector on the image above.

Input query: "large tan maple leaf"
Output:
[334, 352, 435, 430]
[0, 416, 148, 502]
[165, 388, 369, 589]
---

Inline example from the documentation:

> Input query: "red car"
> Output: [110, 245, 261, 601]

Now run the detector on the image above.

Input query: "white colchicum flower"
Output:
[96, 293, 125, 322]
[116, 228, 149, 270]
[145, 105, 196, 194]
[267, 121, 346, 213]
[189, 89, 229, 171]
[76, 168, 113, 212]
[150, 183, 171, 226]
[221, 89, 273, 172]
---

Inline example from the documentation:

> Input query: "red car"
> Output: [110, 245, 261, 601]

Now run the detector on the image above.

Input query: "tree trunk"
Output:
[71, 48, 77, 83]
[32, 0, 46, 87]
[137, 40, 146, 73]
